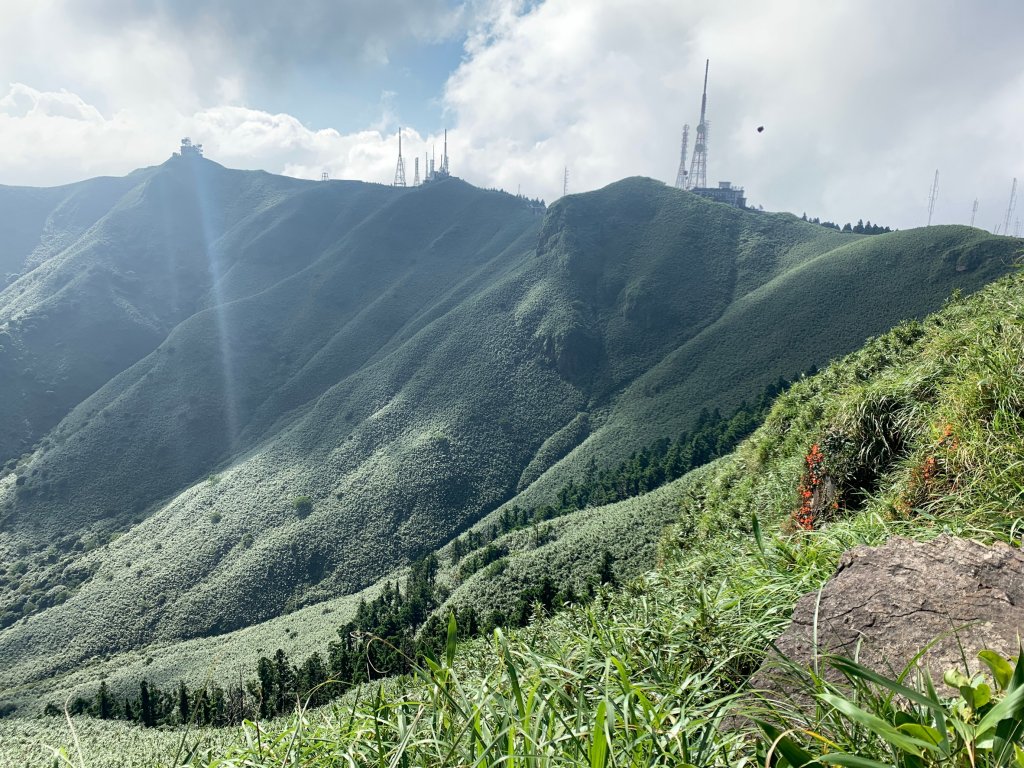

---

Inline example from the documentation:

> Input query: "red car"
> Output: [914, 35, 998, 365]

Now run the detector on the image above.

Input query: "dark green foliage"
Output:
[138, 680, 155, 728]
[450, 376, 791, 562]
[802, 211, 893, 234]
[95, 680, 112, 720]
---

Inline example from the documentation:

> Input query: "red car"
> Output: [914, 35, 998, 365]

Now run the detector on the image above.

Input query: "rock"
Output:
[750, 535, 1024, 713]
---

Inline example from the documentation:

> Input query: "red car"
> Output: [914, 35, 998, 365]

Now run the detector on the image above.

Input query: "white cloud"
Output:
[440, 0, 1024, 228]
[1, 1, 1022, 232]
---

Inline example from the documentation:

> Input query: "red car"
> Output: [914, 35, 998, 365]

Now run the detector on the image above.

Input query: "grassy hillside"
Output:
[0, 165, 1019, 714]
[5, 240, 1021, 768]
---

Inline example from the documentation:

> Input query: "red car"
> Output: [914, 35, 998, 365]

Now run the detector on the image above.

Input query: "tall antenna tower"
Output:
[393, 128, 407, 187]
[1001, 177, 1017, 236]
[686, 59, 710, 190]
[438, 129, 450, 177]
[563, 166, 569, 197]
[926, 169, 939, 226]
[413, 157, 420, 186]
[970, 198, 979, 227]
[674, 124, 690, 189]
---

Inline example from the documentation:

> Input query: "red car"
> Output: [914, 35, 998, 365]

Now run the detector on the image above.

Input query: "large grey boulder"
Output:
[751, 535, 1024, 709]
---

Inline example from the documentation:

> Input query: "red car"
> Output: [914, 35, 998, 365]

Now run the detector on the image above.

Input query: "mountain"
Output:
[0, 156, 1019, 702]
[5, 234, 1022, 768]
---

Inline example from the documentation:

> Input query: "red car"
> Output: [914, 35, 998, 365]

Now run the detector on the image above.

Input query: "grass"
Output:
[4, 261, 1023, 766]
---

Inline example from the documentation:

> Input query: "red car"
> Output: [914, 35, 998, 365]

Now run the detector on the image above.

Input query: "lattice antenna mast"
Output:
[686, 59, 710, 190]
[926, 169, 939, 226]
[674, 124, 690, 189]
[1001, 178, 1017, 236]
[393, 128, 407, 187]
[413, 157, 420, 186]
[970, 198, 979, 227]
[563, 166, 569, 197]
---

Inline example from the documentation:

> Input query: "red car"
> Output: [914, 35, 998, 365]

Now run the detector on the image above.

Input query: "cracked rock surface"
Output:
[750, 535, 1024, 705]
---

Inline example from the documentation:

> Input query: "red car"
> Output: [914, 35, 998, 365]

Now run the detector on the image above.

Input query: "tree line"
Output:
[802, 213, 893, 234]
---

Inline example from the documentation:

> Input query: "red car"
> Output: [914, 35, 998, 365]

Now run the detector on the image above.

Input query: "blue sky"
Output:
[1, 1, 1022, 231]
[252, 37, 465, 134]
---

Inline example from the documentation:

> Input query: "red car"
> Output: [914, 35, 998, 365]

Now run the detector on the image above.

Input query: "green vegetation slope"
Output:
[4, 227, 1021, 768]
[0, 162, 1019, 710]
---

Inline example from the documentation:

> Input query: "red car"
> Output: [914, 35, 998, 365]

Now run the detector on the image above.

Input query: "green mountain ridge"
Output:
[0, 159, 1019, 704]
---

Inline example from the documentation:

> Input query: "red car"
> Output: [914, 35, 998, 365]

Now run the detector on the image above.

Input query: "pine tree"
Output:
[94, 680, 112, 720]
[177, 681, 190, 724]
[139, 680, 155, 727]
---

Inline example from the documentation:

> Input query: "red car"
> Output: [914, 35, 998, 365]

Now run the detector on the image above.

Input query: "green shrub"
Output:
[293, 496, 313, 518]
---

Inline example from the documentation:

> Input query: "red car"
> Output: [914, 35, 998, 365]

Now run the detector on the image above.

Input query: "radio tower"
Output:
[413, 157, 420, 186]
[926, 169, 939, 226]
[439, 129, 450, 176]
[563, 166, 569, 197]
[1001, 177, 1017, 235]
[686, 59, 710, 190]
[393, 128, 407, 187]
[970, 198, 979, 227]
[674, 124, 690, 189]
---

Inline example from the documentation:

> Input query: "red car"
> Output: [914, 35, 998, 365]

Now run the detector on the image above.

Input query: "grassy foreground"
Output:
[3, 267, 1024, 765]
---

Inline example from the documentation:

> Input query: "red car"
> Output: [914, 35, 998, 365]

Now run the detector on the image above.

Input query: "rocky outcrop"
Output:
[751, 535, 1024, 707]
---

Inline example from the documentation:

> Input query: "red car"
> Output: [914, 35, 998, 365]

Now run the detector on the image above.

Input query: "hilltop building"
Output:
[175, 137, 203, 158]
[694, 181, 746, 208]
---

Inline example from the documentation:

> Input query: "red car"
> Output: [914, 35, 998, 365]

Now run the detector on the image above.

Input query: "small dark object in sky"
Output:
[757, 125, 765, 133]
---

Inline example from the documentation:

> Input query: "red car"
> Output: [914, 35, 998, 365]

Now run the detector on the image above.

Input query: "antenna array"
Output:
[674, 125, 690, 189]
[926, 170, 939, 226]
[1001, 178, 1017, 235]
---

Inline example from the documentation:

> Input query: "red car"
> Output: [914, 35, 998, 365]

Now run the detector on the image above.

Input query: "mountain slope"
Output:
[7, 252, 1023, 768]
[0, 165, 1019, 698]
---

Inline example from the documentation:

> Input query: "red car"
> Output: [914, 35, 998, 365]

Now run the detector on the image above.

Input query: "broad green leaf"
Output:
[753, 512, 766, 557]
[973, 681, 992, 709]
[818, 754, 896, 768]
[818, 694, 934, 757]
[828, 656, 942, 711]
[979, 650, 1014, 691]
[944, 668, 971, 689]
[589, 700, 608, 768]
[1013, 743, 1024, 768]
[897, 722, 943, 749]
[977, 679, 1024, 736]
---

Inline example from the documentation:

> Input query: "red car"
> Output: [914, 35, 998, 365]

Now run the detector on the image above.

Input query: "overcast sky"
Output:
[1, 0, 1022, 231]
